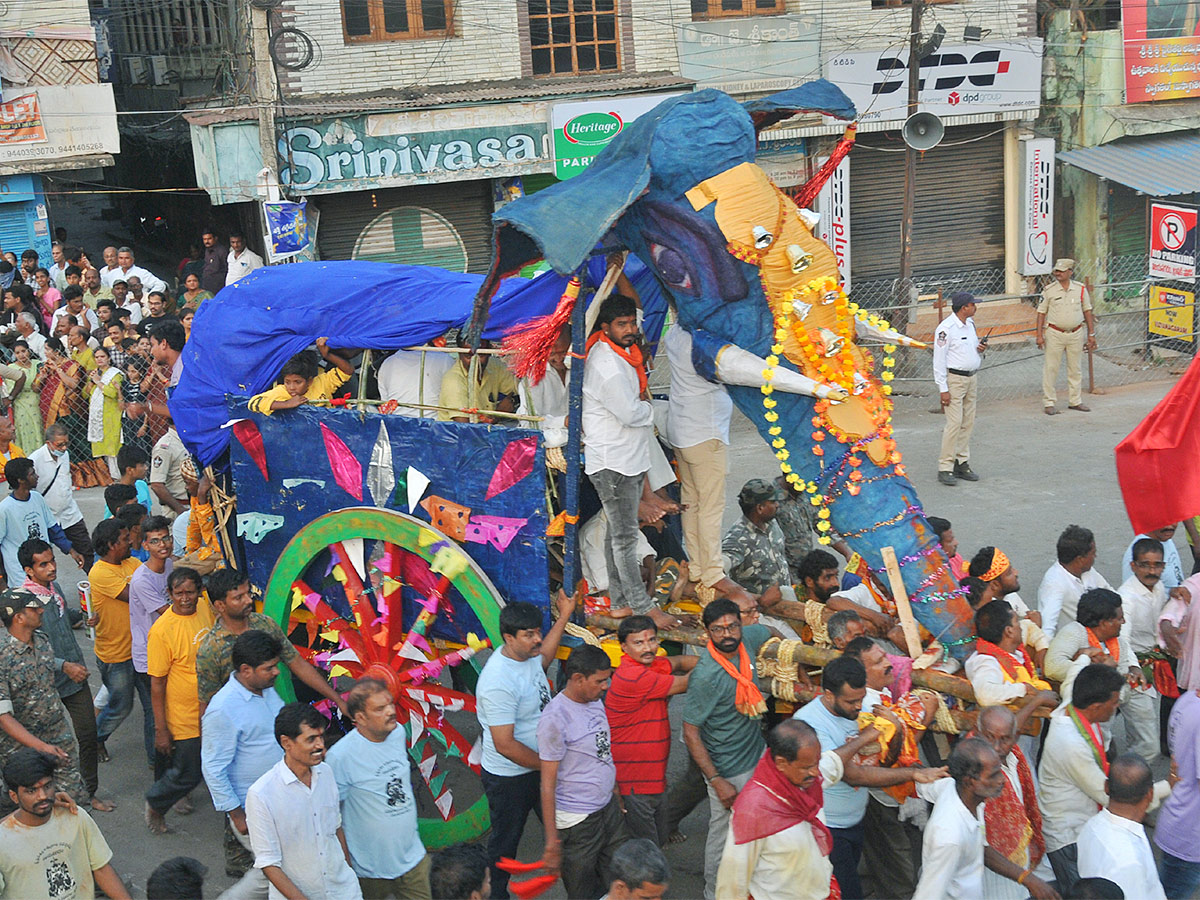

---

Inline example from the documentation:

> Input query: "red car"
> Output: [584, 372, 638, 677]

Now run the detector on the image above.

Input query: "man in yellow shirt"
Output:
[437, 337, 518, 423]
[247, 338, 354, 415]
[88, 519, 144, 763]
[145, 565, 214, 835]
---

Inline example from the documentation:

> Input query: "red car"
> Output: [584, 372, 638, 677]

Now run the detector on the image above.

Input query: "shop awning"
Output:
[1057, 133, 1200, 196]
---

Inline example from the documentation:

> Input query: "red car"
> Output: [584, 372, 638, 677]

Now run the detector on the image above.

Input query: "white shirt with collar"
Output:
[1038, 711, 1109, 853]
[1118, 574, 1169, 655]
[964, 649, 1031, 707]
[582, 339, 653, 477]
[1121, 535, 1185, 591]
[21, 331, 46, 360]
[519, 366, 569, 448]
[913, 778, 985, 900]
[111, 264, 166, 294]
[245, 758, 362, 900]
[118, 300, 143, 325]
[227, 247, 265, 285]
[51, 306, 99, 334]
[1037, 562, 1112, 639]
[27, 444, 83, 529]
[663, 323, 732, 450]
[1077, 808, 1166, 900]
[1044, 621, 1136, 707]
[932, 312, 982, 391]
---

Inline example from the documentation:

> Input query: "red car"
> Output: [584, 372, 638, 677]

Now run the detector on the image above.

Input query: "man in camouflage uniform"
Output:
[0, 590, 87, 810]
[195, 568, 346, 716]
[721, 479, 790, 596]
[773, 475, 817, 583]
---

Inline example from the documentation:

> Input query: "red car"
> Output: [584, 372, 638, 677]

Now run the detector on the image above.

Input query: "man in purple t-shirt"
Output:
[537, 644, 630, 899]
[1157, 688, 1200, 896]
[127, 515, 173, 767]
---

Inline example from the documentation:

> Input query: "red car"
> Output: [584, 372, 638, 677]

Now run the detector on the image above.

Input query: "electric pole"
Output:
[898, 0, 924, 313]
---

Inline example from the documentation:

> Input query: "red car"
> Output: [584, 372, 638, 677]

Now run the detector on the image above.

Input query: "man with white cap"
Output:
[1036, 258, 1096, 416]
[932, 292, 986, 486]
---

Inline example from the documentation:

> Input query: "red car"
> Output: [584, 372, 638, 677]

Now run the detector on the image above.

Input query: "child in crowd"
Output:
[247, 337, 354, 414]
[121, 356, 152, 457]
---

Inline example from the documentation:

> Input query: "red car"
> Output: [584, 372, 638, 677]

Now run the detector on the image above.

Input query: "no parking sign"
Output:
[1149, 202, 1197, 281]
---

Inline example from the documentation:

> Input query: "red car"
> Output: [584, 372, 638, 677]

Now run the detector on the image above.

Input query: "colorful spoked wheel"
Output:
[262, 507, 505, 849]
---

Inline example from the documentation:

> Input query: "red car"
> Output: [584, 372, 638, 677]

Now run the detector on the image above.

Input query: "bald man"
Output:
[1077, 754, 1165, 900]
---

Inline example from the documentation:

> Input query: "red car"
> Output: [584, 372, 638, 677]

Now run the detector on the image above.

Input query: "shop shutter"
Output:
[848, 124, 1006, 285]
[0, 205, 31, 257]
[313, 180, 494, 274]
[1108, 186, 1145, 259]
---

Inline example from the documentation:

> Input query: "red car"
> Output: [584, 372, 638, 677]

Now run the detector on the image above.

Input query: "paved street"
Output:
[52, 375, 1179, 897]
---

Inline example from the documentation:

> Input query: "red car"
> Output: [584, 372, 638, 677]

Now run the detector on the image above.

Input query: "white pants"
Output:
[216, 817, 269, 900]
[703, 768, 754, 900]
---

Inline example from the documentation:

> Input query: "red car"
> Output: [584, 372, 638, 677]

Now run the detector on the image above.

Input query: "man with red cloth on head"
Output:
[716, 719, 883, 900]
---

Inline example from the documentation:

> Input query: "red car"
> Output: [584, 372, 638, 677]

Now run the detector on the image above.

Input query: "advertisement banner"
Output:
[0, 85, 118, 167]
[1149, 284, 1195, 343]
[677, 15, 820, 96]
[1018, 138, 1055, 276]
[264, 200, 309, 262]
[826, 40, 1043, 123]
[1149, 202, 1197, 280]
[550, 93, 686, 179]
[816, 155, 851, 290]
[0, 93, 46, 145]
[1121, 0, 1200, 103]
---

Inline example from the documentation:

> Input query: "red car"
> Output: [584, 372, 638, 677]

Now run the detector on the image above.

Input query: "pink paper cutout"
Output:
[232, 419, 269, 481]
[407, 631, 433, 655]
[464, 515, 529, 552]
[320, 423, 363, 501]
[485, 436, 538, 500]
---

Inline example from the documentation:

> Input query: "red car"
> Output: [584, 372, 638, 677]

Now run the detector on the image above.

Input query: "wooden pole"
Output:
[880, 546, 922, 658]
[1085, 275, 1096, 393]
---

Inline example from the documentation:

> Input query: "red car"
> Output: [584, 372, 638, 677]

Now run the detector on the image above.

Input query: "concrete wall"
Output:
[282, 0, 1035, 97]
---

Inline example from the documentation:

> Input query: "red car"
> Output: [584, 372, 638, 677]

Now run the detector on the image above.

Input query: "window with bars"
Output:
[528, 0, 620, 77]
[690, 0, 785, 20]
[117, 0, 229, 53]
[341, 0, 453, 43]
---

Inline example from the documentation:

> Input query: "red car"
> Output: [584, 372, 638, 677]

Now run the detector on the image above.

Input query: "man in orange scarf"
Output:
[973, 703, 1058, 899]
[683, 599, 775, 900]
[583, 294, 678, 631]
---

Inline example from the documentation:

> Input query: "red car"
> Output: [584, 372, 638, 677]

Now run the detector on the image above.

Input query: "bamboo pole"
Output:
[880, 545, 922, 658]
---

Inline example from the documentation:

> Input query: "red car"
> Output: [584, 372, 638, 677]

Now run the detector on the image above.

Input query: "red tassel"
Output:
[502, 278, 581, 382]
[510, 874, 558, 898]
[497, 858, 545, 874]
[791, 124, 857, 210]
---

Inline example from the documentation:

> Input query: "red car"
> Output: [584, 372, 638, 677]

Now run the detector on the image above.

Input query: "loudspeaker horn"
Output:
[902, 112, 945, 151]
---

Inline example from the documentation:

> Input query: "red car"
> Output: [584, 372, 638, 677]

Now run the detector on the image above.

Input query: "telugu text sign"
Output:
[0, 85, 118, 165]
[1149, 202, 1197, 281]
[1121, 0, 1200, 103]
[677, 15, 820, 95]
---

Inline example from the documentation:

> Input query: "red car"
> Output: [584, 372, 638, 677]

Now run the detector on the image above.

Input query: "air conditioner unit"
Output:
[122, 57, 148, 85]
[149, 56, 169, 86]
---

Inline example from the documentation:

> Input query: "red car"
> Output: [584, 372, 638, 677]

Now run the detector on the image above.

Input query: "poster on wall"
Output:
[264, 200, 310, 262]
[1149, 201, 1197, 280]
[0, 94, 46, 145]
[550, 93, 686, 180]
[816, 155, 851, 290]
[1122, 0, 1200, 103]
[1018, 138, 1055, 276]
[1148, 284, 1195, 344]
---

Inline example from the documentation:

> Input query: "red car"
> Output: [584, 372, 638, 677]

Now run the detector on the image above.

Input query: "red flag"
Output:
[1115, 356, 1200, 534]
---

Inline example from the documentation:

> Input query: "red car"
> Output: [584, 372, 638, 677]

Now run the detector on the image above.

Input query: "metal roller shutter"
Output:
[312, 179, 495, 274]
[848, 124, 1006, 284]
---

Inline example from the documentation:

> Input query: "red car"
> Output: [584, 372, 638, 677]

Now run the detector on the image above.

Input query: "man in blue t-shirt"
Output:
[0, 458, 82, 589]
[327, 679, 428, 899]
[474, 592, 574, 899]
[794, 655, 946, 900]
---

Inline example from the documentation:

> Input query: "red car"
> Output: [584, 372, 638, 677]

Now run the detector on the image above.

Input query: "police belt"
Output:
[947, 367, 977, 377]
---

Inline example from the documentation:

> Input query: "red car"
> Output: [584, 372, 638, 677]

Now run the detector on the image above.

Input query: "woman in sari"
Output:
[85, 346, 123, 479]
[36, 338, 110, 488]
[180, 273, 213, 311]
[10, 340, 42, 450]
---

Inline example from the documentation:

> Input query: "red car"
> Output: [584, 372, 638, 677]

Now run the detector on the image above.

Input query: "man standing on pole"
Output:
[933, 292, 985, 487]
[1037, 258, 1096, 416]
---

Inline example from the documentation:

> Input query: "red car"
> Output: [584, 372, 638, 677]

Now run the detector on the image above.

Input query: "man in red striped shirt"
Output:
[604, 615, 697, 844]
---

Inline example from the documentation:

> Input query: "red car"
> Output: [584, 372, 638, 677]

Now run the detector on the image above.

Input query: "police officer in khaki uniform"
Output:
[1037, 258, 1097, 415]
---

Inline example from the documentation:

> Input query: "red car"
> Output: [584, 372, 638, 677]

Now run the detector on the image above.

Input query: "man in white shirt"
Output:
[912, 738, 1005, 900]
[932, 292, 986, 486]
[28, 423, 94, 571]
[583, 295, 673, 631]
[52, 287, 100, 335]
[108, 247, 167, 295]
[99, 246, 121, 287]
[1121, 523, 1187, 591]
[227, 233, 265, 285]
[245, 702, 362, 900]
[14, 312, 46, 360]
[378, 347, 454, 419]
[1077, 754, 1166, 900]
[46, 242, 67, 290]
[664, 324, 730, 599]
[1038, 663, 1168, 893]
[111, 281, 143, 325]
[519, 327, 569, 447]
[1038, 525, 1111, 638]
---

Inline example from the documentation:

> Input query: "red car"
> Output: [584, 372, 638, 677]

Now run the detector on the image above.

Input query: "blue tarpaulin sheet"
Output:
[174, 257, 669, 465]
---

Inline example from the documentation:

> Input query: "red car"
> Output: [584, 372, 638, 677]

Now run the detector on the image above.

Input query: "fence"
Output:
[845, 255, 1192, 407]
